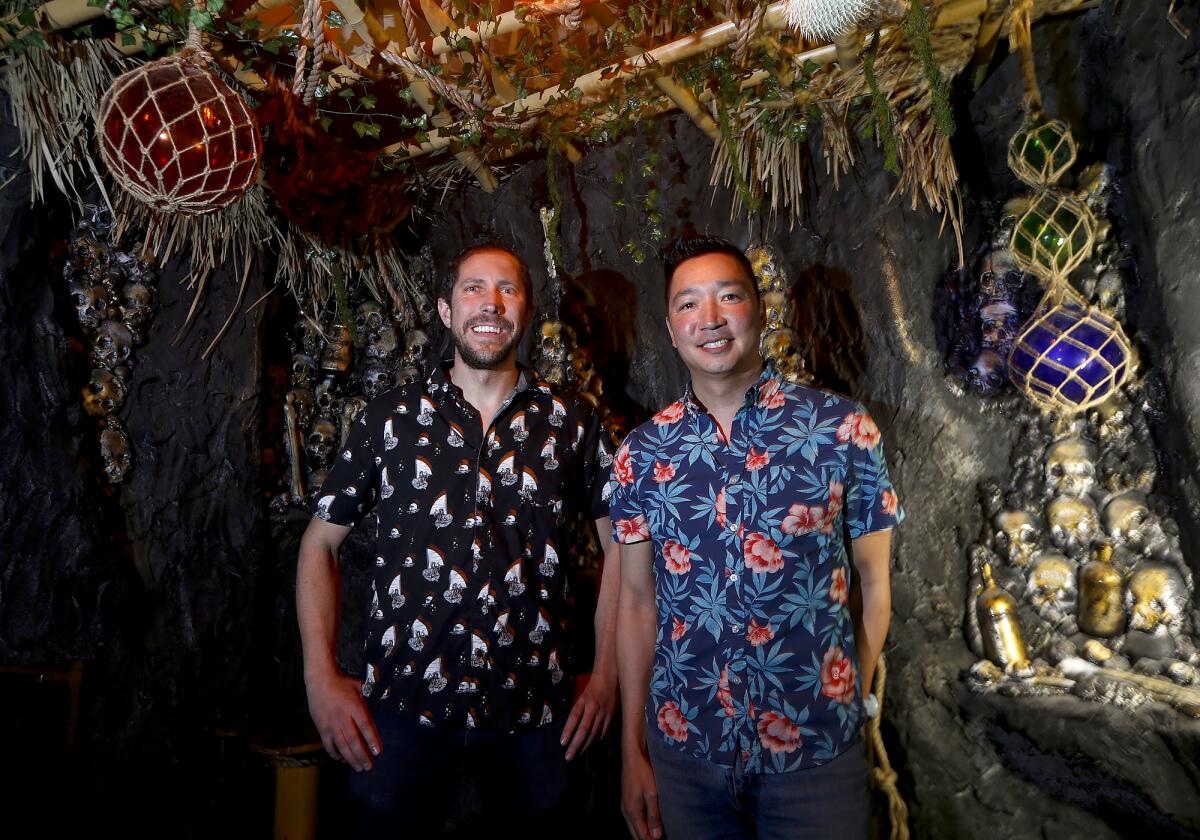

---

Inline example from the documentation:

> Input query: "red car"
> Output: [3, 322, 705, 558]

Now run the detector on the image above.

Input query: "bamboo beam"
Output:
[382, 0, 1007, 159]
[588, 1, 721, 143]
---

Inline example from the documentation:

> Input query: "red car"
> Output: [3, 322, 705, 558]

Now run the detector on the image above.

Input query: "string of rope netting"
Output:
[866, 654, 910, 840]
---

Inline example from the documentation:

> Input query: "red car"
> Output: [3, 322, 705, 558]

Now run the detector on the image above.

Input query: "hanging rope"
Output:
[865, 654, 910, 840]
[1008, 0, 1043, 117]
[184, 0, 212, 62]
[401, 0, 432, 59]
[292, 0, 326, 106]
[733, 1, 768, 64]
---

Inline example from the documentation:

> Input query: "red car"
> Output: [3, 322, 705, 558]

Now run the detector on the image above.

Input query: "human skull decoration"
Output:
[1126, 561, 1188, 637]
[765, 328, 802, 379]
[306, 418, 338, 468]
[366, 324, 399, 361]
[1044, 438, 1098, 499]
[761, 291, 789, 331]
[99, 421, 131, 484]
[1046, 494, 1100, 554]
[1100, 442, 1156, 495]
[979, 299, 1020, 350]
[993, 510, 1042, 568]
[965, 349, 1007, 396]
[82, 369, 126, 417]
[402, 329, 431, 369]
[1102, 491, 1151, 550]
[1089, 394, 1132, 446]
[91, 319, 135, 370]
[362, 364, 392, 399]
[354, 300, 386, 338]
[68, 277, 108, 333]
[120, 280, 156, 338]
[1025, 551, 1078, 624]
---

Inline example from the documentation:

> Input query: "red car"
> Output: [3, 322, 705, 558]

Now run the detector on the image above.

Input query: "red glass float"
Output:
[97, 52, 262, 214]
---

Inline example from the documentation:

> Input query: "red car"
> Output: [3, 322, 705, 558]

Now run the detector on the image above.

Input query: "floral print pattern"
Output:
[611, 367, 903, 772]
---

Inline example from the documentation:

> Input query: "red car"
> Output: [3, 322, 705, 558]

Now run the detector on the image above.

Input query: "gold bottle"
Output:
[977, 563, 1030, 671]
[1078, 542, 1127, 637]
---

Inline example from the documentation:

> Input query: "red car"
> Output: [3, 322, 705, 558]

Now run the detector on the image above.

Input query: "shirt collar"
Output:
[682, 363, 780, 415]
[426, 351, 534, 405]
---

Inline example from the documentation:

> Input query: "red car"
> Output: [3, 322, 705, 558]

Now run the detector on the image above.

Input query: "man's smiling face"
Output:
[438, 248, 532, 370]
[665, 252, 763, 381]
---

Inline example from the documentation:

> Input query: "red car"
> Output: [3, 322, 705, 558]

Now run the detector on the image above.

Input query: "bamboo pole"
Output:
[588, 1, 721, 143]
[382, 0, 996, 159]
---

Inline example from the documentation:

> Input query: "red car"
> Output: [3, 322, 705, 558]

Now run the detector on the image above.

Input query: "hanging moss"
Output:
[330, 261, 358, 345]
[904, 0, 955, 138]
[716, 98, 761, 215]
[544, 141, 566, 278]
[863, 32, 901, 176]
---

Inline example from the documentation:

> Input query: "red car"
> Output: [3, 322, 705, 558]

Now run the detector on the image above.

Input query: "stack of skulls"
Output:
[64, 206, 158, 484]
[277, 301, 428, 509]
[747, 245, 810, 384]
[964, 383, 1200, 709]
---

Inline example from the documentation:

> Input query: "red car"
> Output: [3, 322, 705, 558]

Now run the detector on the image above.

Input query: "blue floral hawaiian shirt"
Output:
[609, 366, 903, 773]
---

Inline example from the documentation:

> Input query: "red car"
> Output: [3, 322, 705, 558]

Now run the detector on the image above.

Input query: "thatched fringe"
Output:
[1, 38, 133, 205]
[709, 104, 810, 228]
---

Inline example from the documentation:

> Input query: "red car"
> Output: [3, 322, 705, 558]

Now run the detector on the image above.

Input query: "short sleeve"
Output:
[577, 408, 613, 521]
[842, 405, 905, 539]
[608, 434, 651, 544]
[312, 408, 380, 527]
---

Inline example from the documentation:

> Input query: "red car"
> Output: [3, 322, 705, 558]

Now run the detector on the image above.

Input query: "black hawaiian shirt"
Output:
[315, 359, 613, 732]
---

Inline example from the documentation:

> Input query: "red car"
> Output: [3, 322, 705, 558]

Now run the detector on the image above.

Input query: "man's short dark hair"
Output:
[439, 242, 534, 306]
[661, 236, 758, 303]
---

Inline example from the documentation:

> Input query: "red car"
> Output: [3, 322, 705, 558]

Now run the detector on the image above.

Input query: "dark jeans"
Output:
[646, 735, 868, 840]
[348, 712, 569, 839]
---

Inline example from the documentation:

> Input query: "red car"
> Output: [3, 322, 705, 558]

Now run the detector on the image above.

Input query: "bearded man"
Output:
[297, 243, 620, 837]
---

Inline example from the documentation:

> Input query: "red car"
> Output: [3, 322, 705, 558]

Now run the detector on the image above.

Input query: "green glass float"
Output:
[1008, 119, 1077, 186]
[1009, 191, 1095, 279]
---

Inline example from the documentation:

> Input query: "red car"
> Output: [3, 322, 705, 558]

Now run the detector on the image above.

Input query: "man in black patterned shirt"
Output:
[297, 243, 620, 837]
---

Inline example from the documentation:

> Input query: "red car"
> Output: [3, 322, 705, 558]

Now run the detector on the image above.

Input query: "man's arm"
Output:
[297, 516, 382, 772]
[850, 528, 893, 696]
[561, 517, 621, 760]
[618, 539, 664, 840]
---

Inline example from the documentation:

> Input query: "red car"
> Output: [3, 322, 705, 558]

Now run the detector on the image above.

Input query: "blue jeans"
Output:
[348, 712, 569, 838]
[646, 735, 868, 840]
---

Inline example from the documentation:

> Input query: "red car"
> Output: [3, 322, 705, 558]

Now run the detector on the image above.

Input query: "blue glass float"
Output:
[1008, 300, 1132, 413]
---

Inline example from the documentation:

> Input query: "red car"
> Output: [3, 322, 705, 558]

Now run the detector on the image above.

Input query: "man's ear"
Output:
[665, 315, 677, 349]
[437, 296, 452, 329]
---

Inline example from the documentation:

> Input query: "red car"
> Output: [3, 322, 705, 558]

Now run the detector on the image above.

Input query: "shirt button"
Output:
[728, 475, 741, 485]
[728, 522, 738, 534]
[731, 673, 742, 685]
[730, 623, 741, 633]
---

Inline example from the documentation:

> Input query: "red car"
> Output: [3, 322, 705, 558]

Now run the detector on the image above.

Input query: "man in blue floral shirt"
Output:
[614, 237, 903, 840]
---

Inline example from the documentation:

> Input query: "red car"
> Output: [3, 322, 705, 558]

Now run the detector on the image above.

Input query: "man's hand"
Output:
[305, 670, 381, 772]
[561, 671, 617, 761]
[621, 741, 664, 840]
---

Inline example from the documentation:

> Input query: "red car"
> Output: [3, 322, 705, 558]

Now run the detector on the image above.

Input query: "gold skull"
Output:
[1046, 495, 1099, 554]
[1025, 551, 1077, 620]
[1044, 438, 1098, 498]
[993, 510, 1042, 568]
[1102, 491, 1151, 549]
[1126, 562, 1188, 637]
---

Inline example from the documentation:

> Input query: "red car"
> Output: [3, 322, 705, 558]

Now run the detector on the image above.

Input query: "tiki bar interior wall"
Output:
[2, 0, 1200, 836]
